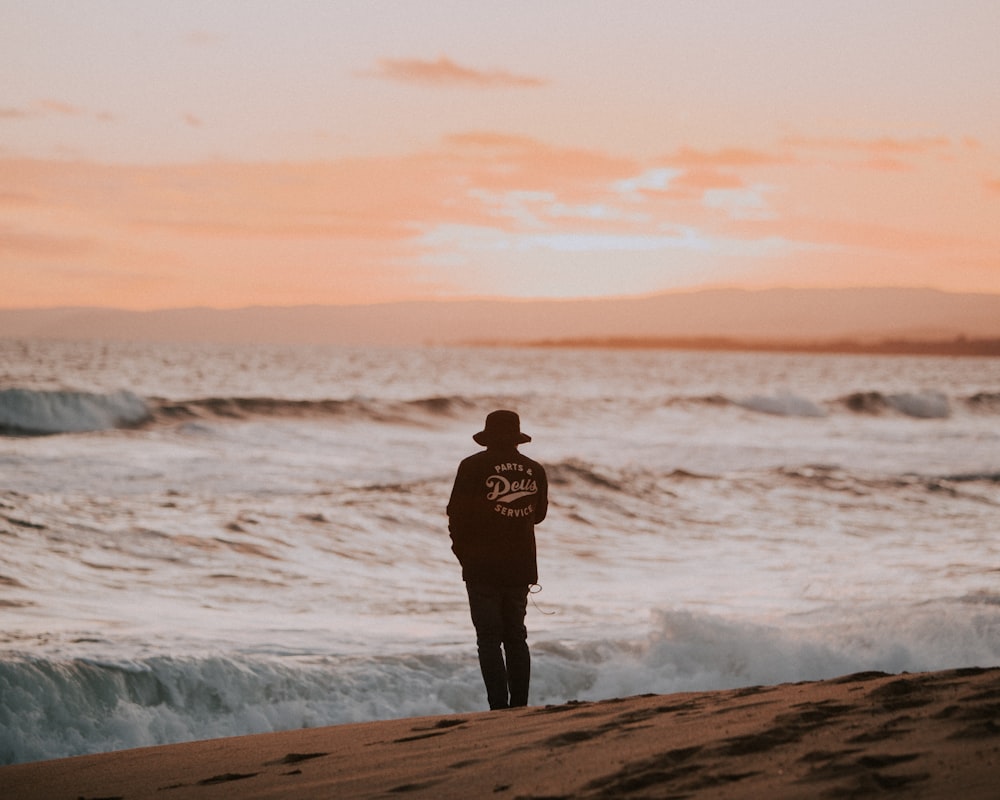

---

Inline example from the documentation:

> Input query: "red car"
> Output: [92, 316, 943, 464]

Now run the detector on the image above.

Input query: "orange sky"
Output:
[2, 1, 999, 309]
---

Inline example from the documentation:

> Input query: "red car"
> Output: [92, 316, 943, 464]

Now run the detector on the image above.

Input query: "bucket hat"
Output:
[473, 409, 531, 446]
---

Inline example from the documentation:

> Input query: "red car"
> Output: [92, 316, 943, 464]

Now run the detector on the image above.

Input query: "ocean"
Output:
[1, 338, 998, 765]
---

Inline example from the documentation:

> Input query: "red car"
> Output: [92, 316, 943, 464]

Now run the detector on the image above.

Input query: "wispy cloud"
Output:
[365, 56, 546, 88]
[39, 99, 86, 116]
[783, 135, 953, 171]
[666, 168, 748, 196]
[184, 30, 224, 47]
[664, 146, 789, 168]
[445, 131, 538, 148]
[703, 185, 776, 221]
[613, 169, 680, 198]
[613, 148, 788, 204]
[0, 107, 33, 120]
[444, 132, 635, 197]
[1, 100, 114, 123]
[0, 191, 40, 207]
[784, 135, 951, 154]
[0, 225, 96, 257]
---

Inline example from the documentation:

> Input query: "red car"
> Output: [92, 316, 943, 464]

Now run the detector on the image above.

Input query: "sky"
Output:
[2, 0, 999, 310]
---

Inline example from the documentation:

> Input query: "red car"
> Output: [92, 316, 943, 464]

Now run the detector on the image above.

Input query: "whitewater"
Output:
[1, 338, 998, 765]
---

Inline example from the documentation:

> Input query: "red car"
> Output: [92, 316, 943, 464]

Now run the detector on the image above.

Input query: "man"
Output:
[447, 410, 548, 709]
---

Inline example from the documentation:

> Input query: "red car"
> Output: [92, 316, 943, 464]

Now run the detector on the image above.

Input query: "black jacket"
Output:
[447, 446, 548, 586]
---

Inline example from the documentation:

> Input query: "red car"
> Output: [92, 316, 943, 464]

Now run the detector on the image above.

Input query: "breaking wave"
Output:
[0, 389, 150, 436]
[736, 392, 826, 417]
[3, 599, 996, 765]
[149, 394, 475, 425]
[682, 389, 990, 419]
[0, 390, 475, 436]
[3, 383, 998, 436]
[839, 390, 951, 418]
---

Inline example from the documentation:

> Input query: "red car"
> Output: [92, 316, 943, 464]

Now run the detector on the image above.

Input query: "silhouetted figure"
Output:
[447, 410, 548, 709]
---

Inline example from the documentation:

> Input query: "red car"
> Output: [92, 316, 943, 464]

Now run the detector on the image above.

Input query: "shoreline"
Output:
[3, 666, 998, 799]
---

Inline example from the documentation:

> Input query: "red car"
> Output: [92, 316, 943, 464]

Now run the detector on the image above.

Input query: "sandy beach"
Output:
[3, 666, 998, 799]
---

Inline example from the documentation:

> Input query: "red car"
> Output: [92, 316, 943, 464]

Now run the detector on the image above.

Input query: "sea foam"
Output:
[3, 599, 997, 765]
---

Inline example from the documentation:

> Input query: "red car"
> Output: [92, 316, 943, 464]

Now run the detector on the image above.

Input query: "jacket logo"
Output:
[485, 474, 538, 504]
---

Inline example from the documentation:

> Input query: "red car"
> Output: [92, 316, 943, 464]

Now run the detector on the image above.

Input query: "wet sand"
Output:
[3, 667, 998, 799]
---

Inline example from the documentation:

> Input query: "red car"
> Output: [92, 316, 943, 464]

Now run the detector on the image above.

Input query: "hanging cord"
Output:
[529, 583, 556, 615]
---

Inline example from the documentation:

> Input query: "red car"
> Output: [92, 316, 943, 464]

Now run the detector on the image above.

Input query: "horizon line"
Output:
[1, 284, 995, 314]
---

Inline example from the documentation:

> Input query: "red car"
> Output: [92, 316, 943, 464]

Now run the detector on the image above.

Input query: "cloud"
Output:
[469, 188, 648, 231]
[0, 191, 40, 207]
[366, 56, 546, 88]
[184, 30, 224, 46]
[0, 107, 33, 120]
[3, 122, 997, 308]
[444, 131, 636, 198]
[728, 216, 967, 254]
[518, 229, 712, 254]
[1, 100, 114, 123]
[39, 99, 86, 116]
[614, 168, 681, 197]
[617, 147, 790, 206]
[0, 225, 96, 257]
[445, 131, 537, 148]
[613, 165, 749, 203]
[664, 146, 788, 168]
[783, 135, 951, 154]
[782, 135, 954, 172]
[703, 185, 775, 221]
[671, 168, 747, 195]
[616, 148, 787, 204]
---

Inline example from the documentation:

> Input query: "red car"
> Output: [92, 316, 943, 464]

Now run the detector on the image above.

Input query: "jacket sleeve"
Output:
[533, 463, 549, 524]
[446, 462, 474, 563]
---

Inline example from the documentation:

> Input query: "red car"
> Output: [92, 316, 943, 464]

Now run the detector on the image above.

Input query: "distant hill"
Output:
[520, 335, 1000, 357]
[2, 288, 1000, 348]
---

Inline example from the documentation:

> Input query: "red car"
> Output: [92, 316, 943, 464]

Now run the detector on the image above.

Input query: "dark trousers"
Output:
[465, 582, 530, 709]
